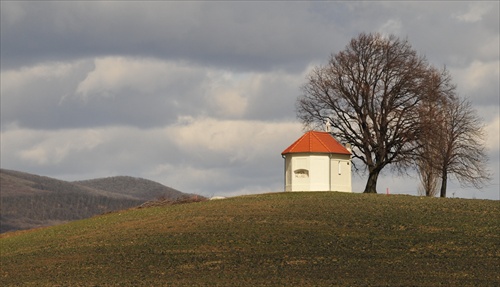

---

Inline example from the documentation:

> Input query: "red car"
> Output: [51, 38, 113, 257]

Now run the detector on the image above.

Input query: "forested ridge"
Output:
[0, 169, 185, 233]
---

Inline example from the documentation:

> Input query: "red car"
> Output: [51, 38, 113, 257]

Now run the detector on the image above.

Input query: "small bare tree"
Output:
[417, 68, 455, 197]
[297, 33, 438, 193]
[417, 142, 441, 197]
[420, 95, 491, 197]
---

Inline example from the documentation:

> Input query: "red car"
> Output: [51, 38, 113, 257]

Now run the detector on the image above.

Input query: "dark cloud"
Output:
[2, 2, 497, 73]
[1, 2, 343, 72]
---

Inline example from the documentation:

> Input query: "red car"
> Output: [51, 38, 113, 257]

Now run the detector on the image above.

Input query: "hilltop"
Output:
[0, 169, 187, 233]
[1, 192, 498, 286]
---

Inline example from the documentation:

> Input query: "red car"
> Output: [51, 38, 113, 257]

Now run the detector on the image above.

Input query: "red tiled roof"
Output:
[281, 131, 351, 155]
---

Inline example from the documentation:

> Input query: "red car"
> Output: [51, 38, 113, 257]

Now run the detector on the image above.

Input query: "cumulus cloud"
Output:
[74, 57, 203, 101]
[2, 125, 181, 183]
[1, 60, 93, 129]
[168, 116, 301, 163]
[451, 60, 500, 107]
[1, 117, 302, 195]
[378, 19, 402, 36]
[1, 56, 304, 131]
[485, 115, 500, 152]
[453, 2, 494, 23]
[18, 130, 103, 165]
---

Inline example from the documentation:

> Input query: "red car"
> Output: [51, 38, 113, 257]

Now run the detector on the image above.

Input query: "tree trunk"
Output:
[440, 169, 448, 198]
[363, 168, 380, 193]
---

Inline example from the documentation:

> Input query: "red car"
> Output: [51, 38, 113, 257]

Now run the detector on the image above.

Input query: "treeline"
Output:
[1, 192, 143, 233]
[2, 192, 143, 221]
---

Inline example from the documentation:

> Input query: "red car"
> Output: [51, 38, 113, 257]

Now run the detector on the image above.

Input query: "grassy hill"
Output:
[0, 169, 186, 233]
[1, 192, 499, 286]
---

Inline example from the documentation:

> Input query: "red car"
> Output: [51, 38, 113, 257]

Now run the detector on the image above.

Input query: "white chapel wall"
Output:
[290, 156, 310, 191]
[309, 155, 330, 191]
[285, 156, 292, 191]
[285, 152, 352, 192]
[330, 154, 352, 192]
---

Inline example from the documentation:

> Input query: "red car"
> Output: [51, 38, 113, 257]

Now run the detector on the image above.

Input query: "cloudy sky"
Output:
[1, 1, 498, 199]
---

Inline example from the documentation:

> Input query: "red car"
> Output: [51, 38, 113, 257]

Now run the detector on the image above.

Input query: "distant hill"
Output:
[0, 169, 187, 233]
[1, 192, 498, 286]
[74, 176, 184, 201]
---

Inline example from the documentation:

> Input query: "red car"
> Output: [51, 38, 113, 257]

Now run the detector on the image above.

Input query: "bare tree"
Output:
[297, 33, 437, 193]
[417, 68, 455, 197]
[417, 164, 440, 197]
[420, 95, 490, 197]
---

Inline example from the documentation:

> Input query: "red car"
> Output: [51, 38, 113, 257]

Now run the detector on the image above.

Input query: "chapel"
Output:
[281, 131, 352, 192]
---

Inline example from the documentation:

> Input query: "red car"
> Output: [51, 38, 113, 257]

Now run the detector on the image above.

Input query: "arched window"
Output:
[294, 169, 309, 178]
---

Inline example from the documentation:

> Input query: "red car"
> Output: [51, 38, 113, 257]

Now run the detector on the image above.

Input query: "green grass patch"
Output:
[1, 192, 499, 286]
